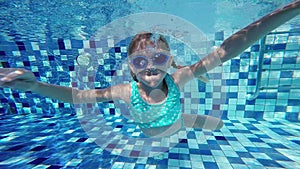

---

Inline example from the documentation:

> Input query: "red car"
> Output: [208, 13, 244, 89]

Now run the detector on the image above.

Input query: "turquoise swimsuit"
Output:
[129, 74, 181, 129]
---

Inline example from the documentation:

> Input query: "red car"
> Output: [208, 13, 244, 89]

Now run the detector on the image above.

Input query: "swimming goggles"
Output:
[130, 52, 171, 70]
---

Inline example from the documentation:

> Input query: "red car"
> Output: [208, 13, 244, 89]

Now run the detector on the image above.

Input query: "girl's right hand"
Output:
[0, 68, 38, 92]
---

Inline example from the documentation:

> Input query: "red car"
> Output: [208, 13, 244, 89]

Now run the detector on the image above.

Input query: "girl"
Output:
[0, 1, 299, 137]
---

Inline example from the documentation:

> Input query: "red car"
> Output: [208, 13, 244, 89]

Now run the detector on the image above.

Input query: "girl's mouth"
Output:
[145, 68, 159, 76]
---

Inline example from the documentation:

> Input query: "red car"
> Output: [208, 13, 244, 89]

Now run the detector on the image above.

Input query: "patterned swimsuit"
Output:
[129, 74, 181, 129]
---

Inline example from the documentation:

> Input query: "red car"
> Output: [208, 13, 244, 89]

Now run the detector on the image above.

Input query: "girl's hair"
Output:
[128, 32, 170, 55]
[128, 32, 180, 81]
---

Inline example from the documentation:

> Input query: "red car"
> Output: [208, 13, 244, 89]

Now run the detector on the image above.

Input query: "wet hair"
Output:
[128, 32, 180, 81]
[128, 32, 170, 55]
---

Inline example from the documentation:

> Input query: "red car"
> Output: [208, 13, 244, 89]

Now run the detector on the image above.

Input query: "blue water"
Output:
[0, 0, 300, 168]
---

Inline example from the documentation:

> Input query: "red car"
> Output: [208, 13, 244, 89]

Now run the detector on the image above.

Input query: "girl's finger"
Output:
[0, 70, 24, 82]
[0, 80, 25, 91]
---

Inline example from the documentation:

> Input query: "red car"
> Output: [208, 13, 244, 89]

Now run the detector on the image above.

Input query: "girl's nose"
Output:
[146, 60, 154, 69]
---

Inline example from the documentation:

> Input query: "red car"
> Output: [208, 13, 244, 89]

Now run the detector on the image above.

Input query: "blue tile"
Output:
[245, 147, 260, 152]
[291, 140, 300, 145]
[224, 79, 238, 85]
[203, 162, 219, 169]
[283, 57, 297, 64]
[280, 71, 293, 78]
[199, 150, 212, 155]
[239, 72, 248, 79]
[215, 136, 226, 140]
[30, 146, 46, 151]
[47, 166, 63, 169]
[244, 111, 263, 119]
[286, 112, 299, 121]
[134, 164, 146, 169]
[176, 143, 189, 148]
[288, 99, 300, 106]
[198, 84, 206, 92]
[236, 152, 253, 158]
[230, 66, 240, 73]
[278, 87, 290, 92]
[247, 79, 256, 85]
[169, 153, 179, 159]
[236, 105, 245, 111]
[227, 157, 244, 164]
[243, 124, 258, 130]
[57, 39, 65, 50]
[249, 65, 258, 72]
[215, 31, 224, 41]
[266, 153, 292, 161]
[240, 52, 251, 58]
[251, 45, 260, 52]
[16, 41, 26, 51]
[179, 154, 190, 160]
[273, 43, 286, 50]
[225, 137, 238, 141]
[263, 58, 271, 64]
[275, 106, 286, 112]
[6, 145, 26, 151]
[228, 92, 238, 98]
[248, 138, 263, 142]
[209, 144, 221, 150]
[257, 159, 283, 167]
[205, 92, 212, 98]
[28, 157, 48, 164]
[270, 128, 293, 136]
[71, 39, 83, 48]
[187, 131, 197, 139]
[76, 138, 88, 142]
[189, 149, 203, 155]
[0, 51, 6, 56]
[157, 159, 168, 166]
[255, 134, 270, 139]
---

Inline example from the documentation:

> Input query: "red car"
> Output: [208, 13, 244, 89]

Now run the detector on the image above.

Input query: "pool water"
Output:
[0, 0, 300, 168]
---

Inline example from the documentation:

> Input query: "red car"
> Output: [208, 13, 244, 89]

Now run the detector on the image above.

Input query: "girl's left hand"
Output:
[0, 68, 38, 92]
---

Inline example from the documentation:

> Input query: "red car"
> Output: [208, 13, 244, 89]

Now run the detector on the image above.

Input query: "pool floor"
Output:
[0, 114, 299, 169]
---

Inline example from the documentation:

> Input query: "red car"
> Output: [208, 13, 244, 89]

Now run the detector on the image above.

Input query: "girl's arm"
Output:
[0, 68, 130, 104]
[173, 0, 300, 87]
[33, 82, 130, 104]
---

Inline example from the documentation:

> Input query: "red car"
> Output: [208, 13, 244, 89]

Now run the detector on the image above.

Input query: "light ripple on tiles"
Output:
[179, 160, 192, 168]
[276, 149, 300, 163]
[253, 123, 300, 150]
[191, 161, 205, 169]
[241, 158, 263, 167]
[276, 160, 300, 169]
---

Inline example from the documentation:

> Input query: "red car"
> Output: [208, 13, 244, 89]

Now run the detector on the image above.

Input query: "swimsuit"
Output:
[129, 74, 181, 129]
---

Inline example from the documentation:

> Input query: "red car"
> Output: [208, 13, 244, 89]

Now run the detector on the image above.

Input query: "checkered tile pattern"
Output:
[0, 115, 299, 168]
[1, 30, 300, 120]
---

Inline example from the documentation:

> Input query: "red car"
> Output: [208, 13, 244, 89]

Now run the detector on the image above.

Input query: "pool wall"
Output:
[0, 26, 299, 121]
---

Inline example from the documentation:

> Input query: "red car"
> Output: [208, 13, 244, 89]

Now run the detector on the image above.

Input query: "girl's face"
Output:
[129, 48, 173, 88]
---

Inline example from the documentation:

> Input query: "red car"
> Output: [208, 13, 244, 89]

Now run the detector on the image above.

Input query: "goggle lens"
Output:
[132, 56, 149, 69]
[131, 53, 170, 70]
[152, 53, 169, 66]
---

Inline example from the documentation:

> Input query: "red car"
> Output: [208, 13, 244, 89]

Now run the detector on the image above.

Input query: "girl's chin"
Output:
[139, 75, 165, 87]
